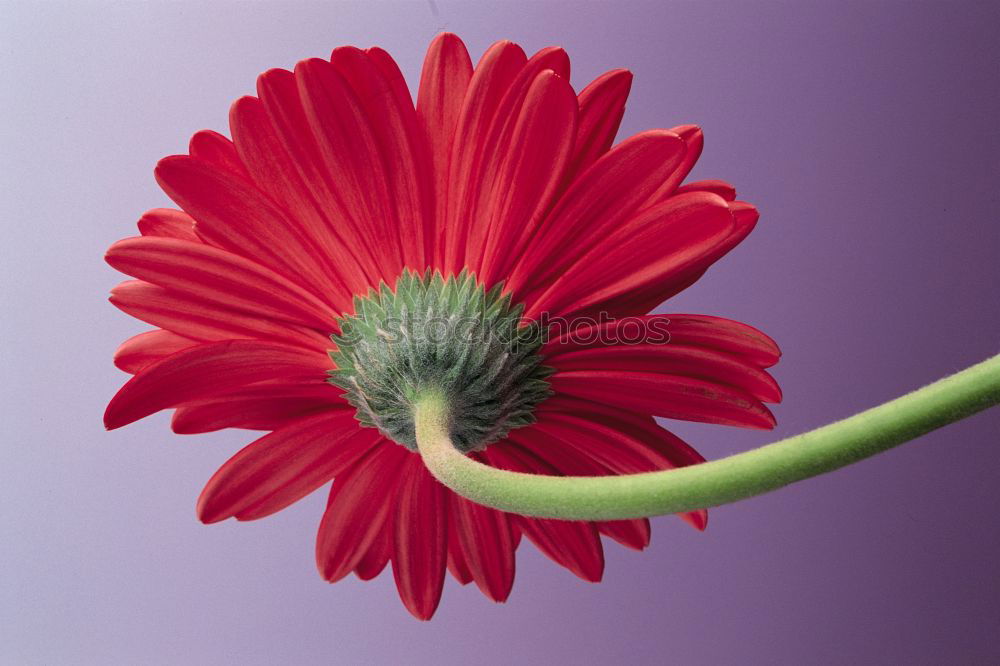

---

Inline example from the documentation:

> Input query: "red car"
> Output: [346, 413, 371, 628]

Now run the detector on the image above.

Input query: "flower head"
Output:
[104, 33, 781, 620]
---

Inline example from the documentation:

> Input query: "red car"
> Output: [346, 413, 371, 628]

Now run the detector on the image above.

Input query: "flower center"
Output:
[328, 270, 552, 453]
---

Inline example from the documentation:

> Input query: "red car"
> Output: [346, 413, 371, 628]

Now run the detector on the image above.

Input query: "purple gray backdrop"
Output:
[3, 1, 998, 663]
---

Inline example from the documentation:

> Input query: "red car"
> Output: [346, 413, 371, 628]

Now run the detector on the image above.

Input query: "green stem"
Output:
[414, 353, 1000, 520]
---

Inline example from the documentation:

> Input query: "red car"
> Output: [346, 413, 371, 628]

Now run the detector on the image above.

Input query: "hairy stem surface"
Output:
[415, 354, 1000, 520]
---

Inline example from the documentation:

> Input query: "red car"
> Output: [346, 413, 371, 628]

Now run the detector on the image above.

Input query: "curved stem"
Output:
[415, 353, 1000, 520]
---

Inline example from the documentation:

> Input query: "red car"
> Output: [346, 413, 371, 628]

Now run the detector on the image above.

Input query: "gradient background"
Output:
[3, 1, 998, 663]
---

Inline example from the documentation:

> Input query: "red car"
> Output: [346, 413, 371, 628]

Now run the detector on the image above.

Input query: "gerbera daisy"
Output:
[104, 33, 781, 620]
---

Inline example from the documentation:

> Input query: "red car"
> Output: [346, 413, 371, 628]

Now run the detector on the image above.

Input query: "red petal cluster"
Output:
[104, 34, 780, 619]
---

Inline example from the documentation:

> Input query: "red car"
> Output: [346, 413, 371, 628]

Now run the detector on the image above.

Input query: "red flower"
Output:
[104, 33, 780, 620]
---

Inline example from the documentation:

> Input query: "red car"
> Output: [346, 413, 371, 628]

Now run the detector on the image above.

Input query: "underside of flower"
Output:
[328, 270, 553, 453]
[102, 33, 790, 620]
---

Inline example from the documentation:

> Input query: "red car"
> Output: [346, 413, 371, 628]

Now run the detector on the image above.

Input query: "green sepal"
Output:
[329, 270, 553, 452]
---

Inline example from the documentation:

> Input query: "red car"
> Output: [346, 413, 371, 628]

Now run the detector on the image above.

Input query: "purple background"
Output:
[3, 1, 999, 663]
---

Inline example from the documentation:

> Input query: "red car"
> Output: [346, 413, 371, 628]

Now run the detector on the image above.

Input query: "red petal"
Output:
[537, 397, 706, 469]
[109, 280, 330, 352]
[513, 517, 604, 582]
[171, 383, 346, 434]
[105, 237, 338, 333]
[484, 444, 605, 582]
[450, 490, 516, 602]
[562, 69, 632, 185]
[197, 411, 375, 523]
[507, 129, 686, 302]
[415, 33, 473, 268]
[295, 57, 402, 281]
[136, 208, 199, 241]
[188, 129, 250, 179]
[365, 46, 413, 109]
[316, 442, 409, 583]
[354, 516, 392, 581]
[648, 124, 704, 202]
[104, 339, 327, 430]
[676, 179, 737, 201]
[330, 46, 433, 269]
[525, 46, 570, 79]
[595, 517, 652, 550]
[606, 199, 760, 315]
[256, 67, 384, 287]
[542, 313, 781, 369]
[445, 501, 474, 585]
[113, 329, 197, 374]
[550, 370, 776, 429]
[461, 47, 573, 275]
[525, 191, 734, 320]
[442, 40, 526, 274]
[155, 155, 343, 305]
[229, 95, 365, 310]
[392, 456, 448, 620]
[477, 69, 578, 286]
[547, 344, 781, 403]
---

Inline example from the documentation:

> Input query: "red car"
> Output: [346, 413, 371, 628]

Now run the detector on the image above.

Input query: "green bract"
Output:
[328, 270, 553, 453]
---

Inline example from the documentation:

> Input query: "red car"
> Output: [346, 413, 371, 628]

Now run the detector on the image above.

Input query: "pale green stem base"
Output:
[414, 353, 1000, 520]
